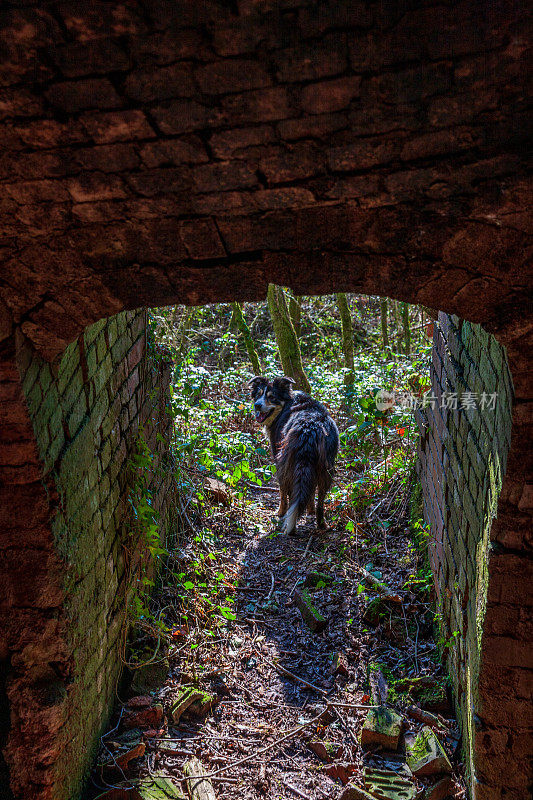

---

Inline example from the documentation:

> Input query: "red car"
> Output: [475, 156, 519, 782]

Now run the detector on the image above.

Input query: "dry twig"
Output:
[198, 711, 325, 779]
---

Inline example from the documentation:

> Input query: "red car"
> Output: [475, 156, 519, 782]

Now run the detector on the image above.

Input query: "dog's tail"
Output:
[280, 423, 327, 534]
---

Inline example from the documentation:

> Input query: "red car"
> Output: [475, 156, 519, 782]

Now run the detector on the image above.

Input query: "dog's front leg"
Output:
[277, 492, 288, 517]
[306, 495, 315, 515]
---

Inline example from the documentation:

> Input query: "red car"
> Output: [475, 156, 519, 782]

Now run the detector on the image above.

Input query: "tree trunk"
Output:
[267, 284, 311, 392]
[231, 302, 262, 374]
[380, 298, 390, 350]
[336, 293, 355, 401]
[177, 307, 195, 361]
[400, 301, 411, 356]
[288, 292, 302, 339]
[393, 300, 402, 353]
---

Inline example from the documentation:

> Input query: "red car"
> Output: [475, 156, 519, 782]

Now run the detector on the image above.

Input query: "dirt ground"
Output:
[88, 473, 465, 800]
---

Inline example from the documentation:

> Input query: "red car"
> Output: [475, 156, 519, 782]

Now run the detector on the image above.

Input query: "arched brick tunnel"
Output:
[0, 2, 531, 798]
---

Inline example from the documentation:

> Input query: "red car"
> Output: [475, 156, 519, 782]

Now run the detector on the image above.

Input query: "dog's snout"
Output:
[254, 399, 263, 411]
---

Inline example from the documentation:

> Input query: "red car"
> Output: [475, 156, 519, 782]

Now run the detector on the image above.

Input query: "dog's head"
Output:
[248, 376, 294, 426]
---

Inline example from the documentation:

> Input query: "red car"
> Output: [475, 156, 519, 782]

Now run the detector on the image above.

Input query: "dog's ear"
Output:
[247, 376, 267, 396]
[273, 376, 295, 395]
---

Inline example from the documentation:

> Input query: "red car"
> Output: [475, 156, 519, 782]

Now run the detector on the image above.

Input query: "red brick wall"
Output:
[418, 314, 532, 800]
[0, 1, 530, 361]
[0, 311, 175, 800]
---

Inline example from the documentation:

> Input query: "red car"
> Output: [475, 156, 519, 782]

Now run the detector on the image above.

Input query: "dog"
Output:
[248, 376, 339, 535]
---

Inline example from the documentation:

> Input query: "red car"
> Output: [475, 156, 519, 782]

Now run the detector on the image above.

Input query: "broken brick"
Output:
[361, 706, 403, 750]
[405, 726, 452, 776]
[188, 690, 218, 717]
[294, 588, 328, 633]
[364, 768, 417, 800]
[307, 739, 342, 762]
[171, 687, 204, 723]
[124, 700, 163, 730]
[324, 762, 358, 785]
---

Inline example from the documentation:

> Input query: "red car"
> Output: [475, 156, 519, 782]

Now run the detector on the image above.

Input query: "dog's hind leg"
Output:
[316, 491, 326, 529]
[277, 492, 288, 517]
[306, 495, 315, 515]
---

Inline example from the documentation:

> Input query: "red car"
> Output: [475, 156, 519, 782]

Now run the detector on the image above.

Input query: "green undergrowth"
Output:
[150, 301, 432, 514]
[126, 299, 433, 664]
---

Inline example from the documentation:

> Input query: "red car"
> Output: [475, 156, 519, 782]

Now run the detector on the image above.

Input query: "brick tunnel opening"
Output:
[2, 288, 526, 800]
[86, 292, 452, 797]
[0, 1, 530, 797]
[110, 297, 516, 800]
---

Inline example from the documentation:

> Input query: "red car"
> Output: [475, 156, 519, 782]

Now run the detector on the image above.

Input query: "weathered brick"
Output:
[46, 78, 124, 112]
[272, 34, 348, 82]
[220, 86, 293, 125]
[212, 21, 265, 56]
[327, 138, 399, 172]
[259, 144, 323, 184]
[299, 2, 372, 37]
[179, 219, 226, 260]
[325, 175, 380, 200]
[401, 127, 483, 161]
[50, 40, 130, 77]
[80, 110, 155, 143]
[299, 75, 361, 114]
[151, 99, 211, 134]
[66, 173, 128, 202]
[195, 59, 271, 94]
[0, 87, 45, 121]
[277, 112, 347, 140]
[125, 167, 191, 197]
[73, 143, 139, 173]
[367, 63, 452, 105]
[130, 29, 205, 64]
[123, 63, 196, 102]
[209, 125, 275, 159]
[139, 136, 208, 167]
[192, 161, 257, 193]
[487, 554, 533, 606]
[192, 186, 315, 215]
[6, 180, 70, 204]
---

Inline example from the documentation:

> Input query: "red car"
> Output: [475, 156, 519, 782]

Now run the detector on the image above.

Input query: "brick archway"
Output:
[0, 2, 531, 798]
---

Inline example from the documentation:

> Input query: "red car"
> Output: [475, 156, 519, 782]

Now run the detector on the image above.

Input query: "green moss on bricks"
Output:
[420, 316, 514, 792]
[17, 308, 172, 800]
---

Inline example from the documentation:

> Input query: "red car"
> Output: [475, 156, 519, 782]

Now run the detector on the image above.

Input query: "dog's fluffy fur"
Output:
[249, 376, 339, 535]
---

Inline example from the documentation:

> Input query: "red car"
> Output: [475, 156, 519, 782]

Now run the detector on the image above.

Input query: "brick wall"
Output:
[0, 2, 530, 795]
[0, 310, 175, 800]
[0, 1, 529, 361]
[417, 313, 532, 799]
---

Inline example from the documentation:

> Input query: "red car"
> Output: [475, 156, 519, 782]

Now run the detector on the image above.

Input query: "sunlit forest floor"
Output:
[88, 296, 466, 800]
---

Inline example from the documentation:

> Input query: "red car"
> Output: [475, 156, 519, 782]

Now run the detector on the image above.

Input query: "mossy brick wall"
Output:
[4, 310, 175, 800]
[417, 313, 521, 798]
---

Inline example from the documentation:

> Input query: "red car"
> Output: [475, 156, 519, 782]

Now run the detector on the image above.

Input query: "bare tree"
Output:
[287, 291, 302, 339]
[380, 298, 390, 350]
[267, 285, 311, 392]
[231, 302, 262, 374]
[336, 293, 355, 400]
[400, 301, 411, 355]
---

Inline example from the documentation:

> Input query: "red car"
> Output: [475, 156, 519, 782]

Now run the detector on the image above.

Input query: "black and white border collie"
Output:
[249, 376, 339, 535]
